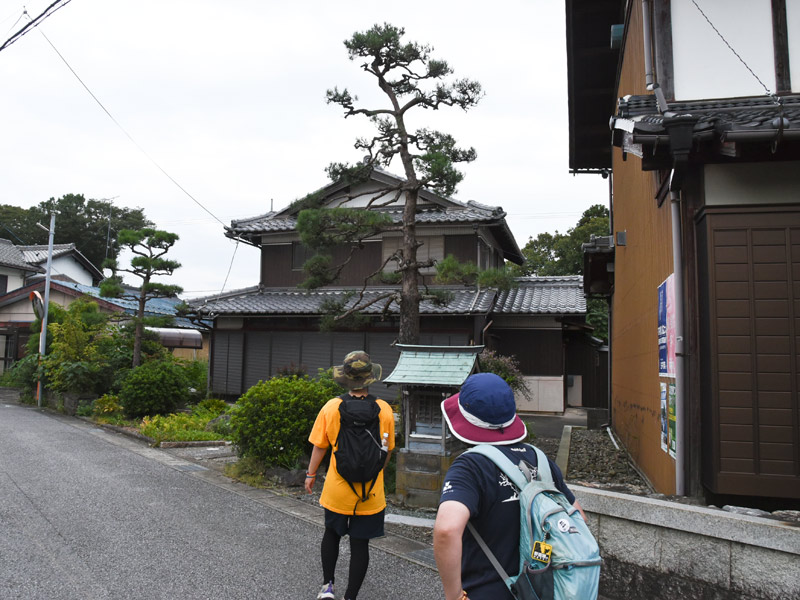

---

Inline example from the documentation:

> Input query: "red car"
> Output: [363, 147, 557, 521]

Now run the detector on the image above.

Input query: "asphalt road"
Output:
[0, 402, 442, 599]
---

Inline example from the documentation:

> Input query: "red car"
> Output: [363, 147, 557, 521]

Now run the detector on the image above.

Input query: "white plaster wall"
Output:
[335, 182, 437, 209]
[567, 374, 583, 407]
[517, 375, 564, 413]
[50, 256, 94, 285]
[704, 161, 800, 205]
[788, 0, 800, 93]
[671, 0, 775, 100]
[0, 267, 25, 292]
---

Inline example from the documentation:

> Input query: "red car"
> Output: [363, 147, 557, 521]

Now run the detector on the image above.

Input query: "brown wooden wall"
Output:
[260, 241, 382, 287]
[697, 208, 800, 498]
[491, 329, 564, 376]
[610, 0, 678, 494]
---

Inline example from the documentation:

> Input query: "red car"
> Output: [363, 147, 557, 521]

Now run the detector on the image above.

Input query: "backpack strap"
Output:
[531, 446, 554, 485]
[464, 444, 530, 490]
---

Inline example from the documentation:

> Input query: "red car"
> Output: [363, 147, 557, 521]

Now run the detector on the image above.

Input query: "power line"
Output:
[690, 0, 773, 97]
[33, 26, 227, 227]
[0, 0, 72, 53]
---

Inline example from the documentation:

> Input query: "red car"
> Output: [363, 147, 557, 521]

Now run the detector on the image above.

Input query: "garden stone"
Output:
[205, 413, 231, 432]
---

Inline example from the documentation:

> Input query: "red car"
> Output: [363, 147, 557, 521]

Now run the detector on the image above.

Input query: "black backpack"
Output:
[334, 393, 387, 506]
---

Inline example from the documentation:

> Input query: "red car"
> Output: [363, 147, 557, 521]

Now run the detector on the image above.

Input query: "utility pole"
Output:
[35, 213, 55, 408]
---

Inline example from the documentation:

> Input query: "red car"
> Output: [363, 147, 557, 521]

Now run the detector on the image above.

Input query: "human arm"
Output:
[305, 444, 327, 494]
[433, 500, 471, 600]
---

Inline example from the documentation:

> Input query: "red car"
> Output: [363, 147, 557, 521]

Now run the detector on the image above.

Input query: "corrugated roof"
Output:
[189, 277, 586, 317]
[19, 243, 77, 264]
[384, 344, 482, 387]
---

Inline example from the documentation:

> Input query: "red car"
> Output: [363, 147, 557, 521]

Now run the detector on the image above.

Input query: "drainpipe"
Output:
[669, 190, 686, 496]
[641, 0, 669, 112]
[663, 114, 697, 496]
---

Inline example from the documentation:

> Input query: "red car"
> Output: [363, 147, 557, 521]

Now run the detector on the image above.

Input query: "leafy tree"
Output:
[513, 205, 610, 342]
[513, 205, 609, 277]
[296, 24, 483, 344]
[100, 228, 182, 367]
[0, 194, 151, 269]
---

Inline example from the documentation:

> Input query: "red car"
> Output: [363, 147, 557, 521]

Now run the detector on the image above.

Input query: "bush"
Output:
[478, 349, 531, 400]
[92, 393, 123, 417]
[0, 354, 41, 397]
[230, 373, 343, 468]
[119, 359, 190, 418]
[180, 359, 208, 402]
[192, 397, 228, 419]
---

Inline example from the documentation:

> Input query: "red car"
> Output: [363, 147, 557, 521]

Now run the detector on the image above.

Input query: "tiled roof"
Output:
[189, 277, 586, 317]
[613, 95, 800, 143]
[226, 202, 505, 237]
[190, 286, 495, 316]
[494, 276, 586, 314]
[0, 239, 43, 271]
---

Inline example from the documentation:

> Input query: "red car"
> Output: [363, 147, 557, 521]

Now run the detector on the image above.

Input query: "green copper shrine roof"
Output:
[383, 344, 483, 387]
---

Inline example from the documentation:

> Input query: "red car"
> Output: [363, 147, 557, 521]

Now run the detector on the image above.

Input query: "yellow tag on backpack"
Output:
[531, 540, 552, 564]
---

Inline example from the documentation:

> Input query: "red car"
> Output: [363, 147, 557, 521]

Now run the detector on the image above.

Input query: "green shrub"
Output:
[192, 397, 228, 419]
[119, 359, 190, 418]
[0, 354, 41, 396]
[179, 359, 208, 402]
[140, 413, 224, 445]
[478, 349, 532, 400]
[230, 373, 343, 468]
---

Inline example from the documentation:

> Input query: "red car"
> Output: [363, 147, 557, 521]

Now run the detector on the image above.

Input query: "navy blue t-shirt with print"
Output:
[438, 443, 575, 600]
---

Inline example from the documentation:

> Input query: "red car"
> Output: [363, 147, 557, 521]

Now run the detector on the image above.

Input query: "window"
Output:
[0, 275, 7, 295]
[291, 242, 313, 270]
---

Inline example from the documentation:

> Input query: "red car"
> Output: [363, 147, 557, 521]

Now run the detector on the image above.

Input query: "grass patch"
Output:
[225, 456, 268, 488]
[139, 412, 227, 446]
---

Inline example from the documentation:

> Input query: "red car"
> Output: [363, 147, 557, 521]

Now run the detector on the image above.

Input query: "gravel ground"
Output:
[566, 429, 652, 495]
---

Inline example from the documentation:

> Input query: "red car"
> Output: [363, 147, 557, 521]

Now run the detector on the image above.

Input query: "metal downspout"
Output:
[670, 189, 686, 496]
[642, 0, 655, 88]
[641, 0, 669, 112]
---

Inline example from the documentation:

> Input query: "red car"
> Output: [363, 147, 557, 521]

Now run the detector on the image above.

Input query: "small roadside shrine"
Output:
[384, 344, 483, 508]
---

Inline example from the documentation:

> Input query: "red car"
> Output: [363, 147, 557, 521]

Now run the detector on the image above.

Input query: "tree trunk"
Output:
[399, 189, 420, 345]
[132, 282, 148, 367]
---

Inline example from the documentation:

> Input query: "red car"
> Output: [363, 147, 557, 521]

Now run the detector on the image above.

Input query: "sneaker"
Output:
[316, 582, 335, 599]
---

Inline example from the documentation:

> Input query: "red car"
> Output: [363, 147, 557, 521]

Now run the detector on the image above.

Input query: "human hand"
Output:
[304, 472, 316, 494]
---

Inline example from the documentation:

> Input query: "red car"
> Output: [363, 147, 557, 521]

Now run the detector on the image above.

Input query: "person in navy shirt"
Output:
[433, 373, 585, 600]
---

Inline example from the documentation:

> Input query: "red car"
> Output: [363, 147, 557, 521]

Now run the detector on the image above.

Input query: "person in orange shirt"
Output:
[306, 351, 395, 600]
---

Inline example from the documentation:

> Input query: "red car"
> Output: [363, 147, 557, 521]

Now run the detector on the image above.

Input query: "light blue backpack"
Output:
[465, 444, 601, 600]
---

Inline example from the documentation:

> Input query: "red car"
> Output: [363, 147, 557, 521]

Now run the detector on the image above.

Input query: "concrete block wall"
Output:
[574, 485, 800, 600]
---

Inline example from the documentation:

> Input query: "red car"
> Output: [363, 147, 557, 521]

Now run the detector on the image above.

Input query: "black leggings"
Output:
[321, 526, 370, 600]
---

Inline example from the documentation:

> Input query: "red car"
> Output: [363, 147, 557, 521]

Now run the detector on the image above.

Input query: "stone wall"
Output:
[574, 485, 800, 600]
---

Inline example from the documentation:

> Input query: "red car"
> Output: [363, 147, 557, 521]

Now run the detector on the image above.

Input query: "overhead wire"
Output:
[0, 0, 72, 53]
[15, 10, 241, 296]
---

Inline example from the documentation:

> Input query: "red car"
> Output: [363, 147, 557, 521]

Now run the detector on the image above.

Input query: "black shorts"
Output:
[324, 508, 385, 540]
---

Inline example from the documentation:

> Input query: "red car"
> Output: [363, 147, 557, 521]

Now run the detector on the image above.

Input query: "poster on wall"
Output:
[658, 274, 676, 377]
[668, 383, 677, 458]
[660, 382, 668, 453]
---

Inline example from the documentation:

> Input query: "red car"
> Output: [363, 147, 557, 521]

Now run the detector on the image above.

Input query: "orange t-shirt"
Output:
[308, 396, 395, 515]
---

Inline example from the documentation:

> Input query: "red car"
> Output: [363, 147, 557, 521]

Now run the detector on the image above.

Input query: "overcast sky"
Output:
[0, 0, 608, 298]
